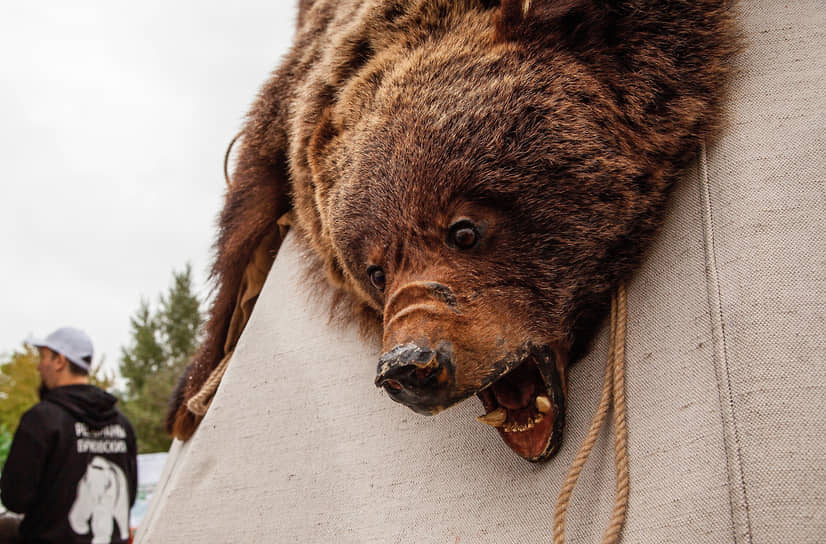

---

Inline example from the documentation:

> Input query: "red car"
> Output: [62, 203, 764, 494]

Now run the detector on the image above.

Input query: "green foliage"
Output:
[160, 268, 203, 361]
[88, 361, 116, 392]
[0, 346, 39, 469]
[119, 264, 202, 453]
[0, 346, 39, 432]
[0, 423, 12, 470]
[120, 364, 186, 453]
[120, 300, 165, 395]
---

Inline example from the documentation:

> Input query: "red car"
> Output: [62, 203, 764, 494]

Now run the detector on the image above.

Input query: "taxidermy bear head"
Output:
[169, 0, 736, 462]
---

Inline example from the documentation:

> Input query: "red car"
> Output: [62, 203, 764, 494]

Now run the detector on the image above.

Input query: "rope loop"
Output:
[553, 284, 630, 544]
[186, 353, 232, 416]
[223, 131, 243, 188]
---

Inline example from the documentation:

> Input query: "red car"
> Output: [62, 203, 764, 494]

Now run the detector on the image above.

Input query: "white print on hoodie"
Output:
[68, 456, 130, 543]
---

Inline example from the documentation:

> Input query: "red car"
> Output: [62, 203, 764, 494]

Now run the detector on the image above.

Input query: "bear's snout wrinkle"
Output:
[383, 281, 459, 324]
[382, 280, 459, 338]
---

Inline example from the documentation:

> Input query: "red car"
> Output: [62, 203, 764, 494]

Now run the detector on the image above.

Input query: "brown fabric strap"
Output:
[553, 284, 630, 543]
[186, 226, 284, 418]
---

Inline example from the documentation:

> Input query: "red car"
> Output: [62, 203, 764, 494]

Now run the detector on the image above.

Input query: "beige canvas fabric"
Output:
[136, 1, 825, 542]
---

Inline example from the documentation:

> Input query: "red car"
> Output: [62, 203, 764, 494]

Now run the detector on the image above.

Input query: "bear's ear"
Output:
[493, 0, 616, 45]
[166, 75, 294, 440]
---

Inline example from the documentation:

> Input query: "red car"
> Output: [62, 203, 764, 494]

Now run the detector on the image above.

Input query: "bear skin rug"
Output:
[168, 0, 737, 462]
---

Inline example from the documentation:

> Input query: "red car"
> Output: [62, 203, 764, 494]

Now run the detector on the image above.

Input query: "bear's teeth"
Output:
[504, 420, 536, 433]
[476, 407, 507, 427]
[535, 395, 552, 414]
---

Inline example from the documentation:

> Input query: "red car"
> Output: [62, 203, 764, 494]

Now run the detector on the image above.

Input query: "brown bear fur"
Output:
[168, 0, 737, 461]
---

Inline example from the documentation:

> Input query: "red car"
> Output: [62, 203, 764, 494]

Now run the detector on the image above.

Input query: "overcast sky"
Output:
[0, 2, 295, 379]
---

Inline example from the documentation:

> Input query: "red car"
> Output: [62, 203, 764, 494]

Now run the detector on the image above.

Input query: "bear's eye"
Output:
[367, 265, 386, 291]
[448, 219, 480, 250]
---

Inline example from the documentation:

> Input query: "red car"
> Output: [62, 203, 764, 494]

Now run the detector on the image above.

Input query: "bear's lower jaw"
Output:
[476, 350, 566, 462]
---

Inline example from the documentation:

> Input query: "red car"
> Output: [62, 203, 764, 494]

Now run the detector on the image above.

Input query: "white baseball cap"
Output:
[29, 327, 94, 371]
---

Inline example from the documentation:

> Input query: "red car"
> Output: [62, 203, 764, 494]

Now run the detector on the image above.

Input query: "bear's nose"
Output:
[375, 342, 455, 414]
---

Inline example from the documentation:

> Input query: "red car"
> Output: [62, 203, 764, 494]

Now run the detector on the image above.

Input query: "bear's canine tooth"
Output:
[535, 395, 552, 414]
[476, 407, 507, 427]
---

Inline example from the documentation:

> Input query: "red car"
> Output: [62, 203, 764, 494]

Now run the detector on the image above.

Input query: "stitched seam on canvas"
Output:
[699, 141, 754, 544]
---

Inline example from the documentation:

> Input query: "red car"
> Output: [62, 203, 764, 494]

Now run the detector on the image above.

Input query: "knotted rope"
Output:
[186, 353, 232, 416]
[553, 284, 630, 544]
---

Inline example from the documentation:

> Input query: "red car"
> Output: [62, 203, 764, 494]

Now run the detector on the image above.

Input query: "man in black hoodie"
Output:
[0, 327, 137, 544]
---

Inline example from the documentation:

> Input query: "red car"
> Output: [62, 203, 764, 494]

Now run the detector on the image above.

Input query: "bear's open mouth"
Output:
[476, 351, 565, 462]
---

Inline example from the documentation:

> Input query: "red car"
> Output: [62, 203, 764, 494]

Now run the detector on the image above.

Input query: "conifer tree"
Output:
[119, 264, 202, 453]
[120, 300, 164, 397]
